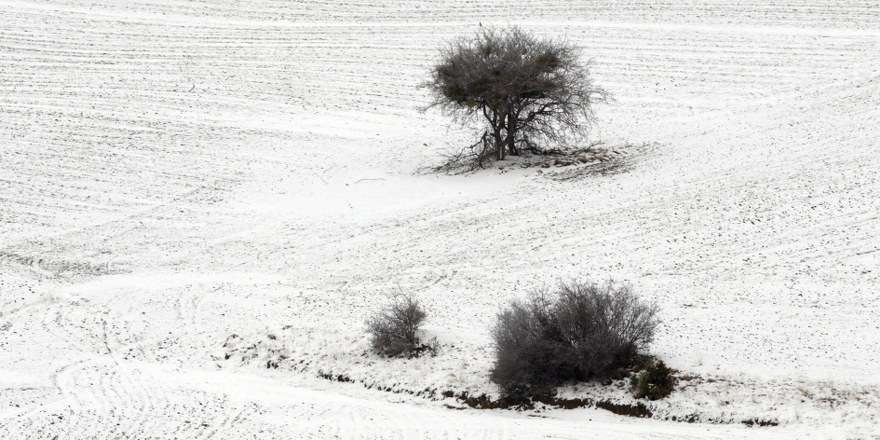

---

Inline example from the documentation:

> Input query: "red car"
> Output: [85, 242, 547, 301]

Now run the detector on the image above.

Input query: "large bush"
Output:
[490, 280, 660, 398]
[367, 294, 429, 357]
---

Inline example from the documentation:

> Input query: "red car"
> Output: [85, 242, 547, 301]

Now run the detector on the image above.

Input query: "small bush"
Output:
[630, 360, 675, 400]
[367, 294, 430, 357]
[490, 280, 660, 398]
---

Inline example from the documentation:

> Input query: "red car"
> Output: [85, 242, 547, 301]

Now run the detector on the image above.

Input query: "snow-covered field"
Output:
[1, 0, 879, 438]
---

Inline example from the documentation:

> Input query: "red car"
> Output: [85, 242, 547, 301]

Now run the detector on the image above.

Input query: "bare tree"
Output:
[424, 27, 610, 171]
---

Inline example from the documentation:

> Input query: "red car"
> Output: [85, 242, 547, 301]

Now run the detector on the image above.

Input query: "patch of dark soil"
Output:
[532, 395, 653, 418]
[304, 369, 777, 427]
[318, 371, 353, 383]
[742, 418, 779, 427]
[0, 250, 117, 277]
[454, 392, 532, 410]
[667, 414, 698, 423]
[437, 391, 652, 417]
[538, 142, 655, 181]
[595, 400, 653, 418]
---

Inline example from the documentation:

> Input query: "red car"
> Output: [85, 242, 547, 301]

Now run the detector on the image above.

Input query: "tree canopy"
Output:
[425, 27, 609, 171]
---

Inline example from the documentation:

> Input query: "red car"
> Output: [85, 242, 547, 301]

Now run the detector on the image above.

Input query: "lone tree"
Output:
[424, 27, 609, 170]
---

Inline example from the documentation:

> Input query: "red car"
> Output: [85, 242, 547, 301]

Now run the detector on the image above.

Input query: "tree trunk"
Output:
[487, 110, 505, 161]
[493, 126, 505, 160]
[506, 113, 518, 156]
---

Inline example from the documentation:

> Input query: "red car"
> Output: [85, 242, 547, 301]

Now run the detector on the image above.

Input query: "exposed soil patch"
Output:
[742, 418, 780, 427]
[533, 142, 655, 181]
[308, 366, 786, 427]
[0, 250, 117, 278]
[517, 145, 622, 169]
[318, 372, 354, 383]
[314, 368, 657, 417]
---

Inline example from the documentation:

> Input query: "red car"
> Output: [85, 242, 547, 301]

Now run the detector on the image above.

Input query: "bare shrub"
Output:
[367, 295, 429, 357]
[490, 280, 660, 398]
[489, 295, 558, 398]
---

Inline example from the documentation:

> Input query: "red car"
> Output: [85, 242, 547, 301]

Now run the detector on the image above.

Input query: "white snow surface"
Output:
[1, 0, 879, 438]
